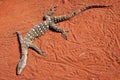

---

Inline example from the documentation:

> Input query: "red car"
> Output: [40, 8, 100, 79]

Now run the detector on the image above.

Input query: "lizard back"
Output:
[24, 21, 50, 42]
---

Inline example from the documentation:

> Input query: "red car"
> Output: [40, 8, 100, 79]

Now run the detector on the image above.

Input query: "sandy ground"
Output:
[0, 0, 120, 80]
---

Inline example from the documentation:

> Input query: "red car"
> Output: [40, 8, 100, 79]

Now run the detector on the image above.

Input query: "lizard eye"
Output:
[54, 18, 58, 23]
[73, 12, 76, 15]
[43, 16, 46, 20]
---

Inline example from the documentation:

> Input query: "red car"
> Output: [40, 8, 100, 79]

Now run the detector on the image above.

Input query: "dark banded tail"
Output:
[52, 5, 110, 23]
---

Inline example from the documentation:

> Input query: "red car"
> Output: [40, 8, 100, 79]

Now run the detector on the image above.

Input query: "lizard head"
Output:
[17, 53, 27, 75]
[17, 45, 28, 75]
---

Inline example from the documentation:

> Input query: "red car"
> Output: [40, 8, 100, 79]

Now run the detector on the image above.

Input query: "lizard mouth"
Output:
[17, 67, 22, 75]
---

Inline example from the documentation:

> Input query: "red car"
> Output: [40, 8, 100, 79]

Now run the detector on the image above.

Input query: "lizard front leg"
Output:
[16, 31, 23, 44]
[29, 43, 46, 56]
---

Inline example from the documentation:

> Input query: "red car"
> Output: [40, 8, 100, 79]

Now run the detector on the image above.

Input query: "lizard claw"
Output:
[53, 4, 58, 8]
[65, 30, 69, 32]
[61, 31, 67, 40]
[40, 51, 46, 57]
[13, 31, 19, 35]
[62, 34, 67, 40]
[50, 6, 58, 11]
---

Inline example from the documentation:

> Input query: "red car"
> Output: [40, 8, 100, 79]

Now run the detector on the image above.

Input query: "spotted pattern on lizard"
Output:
[16, 5, 110, 75]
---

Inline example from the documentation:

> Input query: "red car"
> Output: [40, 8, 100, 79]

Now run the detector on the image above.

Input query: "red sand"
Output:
[0, 0, 120, 80]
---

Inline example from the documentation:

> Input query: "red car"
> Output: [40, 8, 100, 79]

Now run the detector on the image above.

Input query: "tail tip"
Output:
[101, 5, 112, 8]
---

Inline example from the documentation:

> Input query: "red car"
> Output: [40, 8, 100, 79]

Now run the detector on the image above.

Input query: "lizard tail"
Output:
[52, 5, 110, 23]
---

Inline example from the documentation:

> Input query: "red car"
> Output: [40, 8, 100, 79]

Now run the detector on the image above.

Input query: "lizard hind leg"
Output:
[49, 23, 68, 40]
[43, 6, 58, 20]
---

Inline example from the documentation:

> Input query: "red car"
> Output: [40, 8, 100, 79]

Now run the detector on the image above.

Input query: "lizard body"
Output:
[16, 5, 110, 75]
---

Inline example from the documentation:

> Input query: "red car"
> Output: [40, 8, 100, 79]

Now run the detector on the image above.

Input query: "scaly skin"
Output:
[16, 5, 110, 75]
